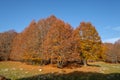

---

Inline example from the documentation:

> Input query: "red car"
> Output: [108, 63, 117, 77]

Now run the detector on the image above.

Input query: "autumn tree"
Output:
[37, 15, 59, 64]
[73, 22, 102, 66]
[9, 15, 105, 67]
[114, 40, 120, 62]
[10, 20, 43, 64]
[21, 20, 41, 63]
[104, 40, 120, 63]
[10, 33, 23, 61]
[104, 43, 116, 63]
[10, 15, 59, 63]
[43, 18, 73, 68]
[0, 30, 17, 61]
[10, 21, 37, 61]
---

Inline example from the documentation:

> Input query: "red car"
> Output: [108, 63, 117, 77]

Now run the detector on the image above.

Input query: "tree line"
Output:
[104, 40, 120, 63]
[0, 15, 119, 68]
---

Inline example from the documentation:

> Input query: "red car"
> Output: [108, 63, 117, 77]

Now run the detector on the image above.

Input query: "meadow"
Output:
[0, 61, 120, 80]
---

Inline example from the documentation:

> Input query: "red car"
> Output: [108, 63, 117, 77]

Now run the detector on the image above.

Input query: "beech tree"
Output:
[10, 33, 23, 61]
[104, 43, 116, 63]
[43, 18, 73, 67]
[114, 40, 120, 62]
[8, 15, 106, 67]
[104, 40, 120, 63]
[10, 20, 41, 62]
[21, 20, 42, 63]
[37, 15, 59, 63]
[0, 30, 17, 61]
[74, 22, 102, 66]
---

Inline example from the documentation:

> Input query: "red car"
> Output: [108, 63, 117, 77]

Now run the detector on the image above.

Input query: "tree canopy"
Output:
[1, 15, 118, 67]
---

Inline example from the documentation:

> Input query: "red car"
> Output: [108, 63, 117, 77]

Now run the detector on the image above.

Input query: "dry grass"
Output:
[0, 61, 120, 80]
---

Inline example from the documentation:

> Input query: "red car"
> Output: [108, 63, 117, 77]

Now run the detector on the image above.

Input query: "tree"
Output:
[73, 22, 102, 66]
[10, 15, 59, 63]
[0, 30, 17, 61]
[10, 33, 23, 61]
[104, 43, 116, 63]
[10, 20, 41, 62]
[104, 40, 120, 63]
[37, 15, 59, 64]
[8, 15, 105, 67]
[43, 18, 73, 67]
[114, 40, 120, 62]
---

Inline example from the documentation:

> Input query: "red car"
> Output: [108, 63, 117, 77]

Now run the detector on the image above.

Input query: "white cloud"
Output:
[103, 37, 120, 43]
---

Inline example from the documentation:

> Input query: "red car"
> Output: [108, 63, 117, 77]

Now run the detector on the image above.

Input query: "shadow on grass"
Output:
[87, 64, 101, 67]
[17, 71, 120, 80]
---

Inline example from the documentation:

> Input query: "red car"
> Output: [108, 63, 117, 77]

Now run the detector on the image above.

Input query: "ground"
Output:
[0, 61, 120, 80]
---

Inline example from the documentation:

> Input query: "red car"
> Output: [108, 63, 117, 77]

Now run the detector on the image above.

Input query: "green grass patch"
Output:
[89, 62, 120, 74]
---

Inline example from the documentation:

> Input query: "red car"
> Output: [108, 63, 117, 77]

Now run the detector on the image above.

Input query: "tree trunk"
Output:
[83, 58, 87, 66]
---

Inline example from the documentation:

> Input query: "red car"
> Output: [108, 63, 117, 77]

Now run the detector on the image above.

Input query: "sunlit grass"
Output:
[0, 61, 42, 80]
[94, 62, 120, 74]
[0, 61, 120, 80]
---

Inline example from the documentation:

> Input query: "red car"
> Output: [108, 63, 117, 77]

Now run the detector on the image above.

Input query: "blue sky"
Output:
[0, 0, 120, 43]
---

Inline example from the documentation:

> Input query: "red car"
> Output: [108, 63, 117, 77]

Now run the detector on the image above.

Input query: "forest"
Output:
[0, 15, 120, 68]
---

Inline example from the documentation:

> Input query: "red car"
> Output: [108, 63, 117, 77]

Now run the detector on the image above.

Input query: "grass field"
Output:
[0, 61, 120, 80]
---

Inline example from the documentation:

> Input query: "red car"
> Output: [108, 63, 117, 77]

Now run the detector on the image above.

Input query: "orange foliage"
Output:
[0, 15, 107, 67]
